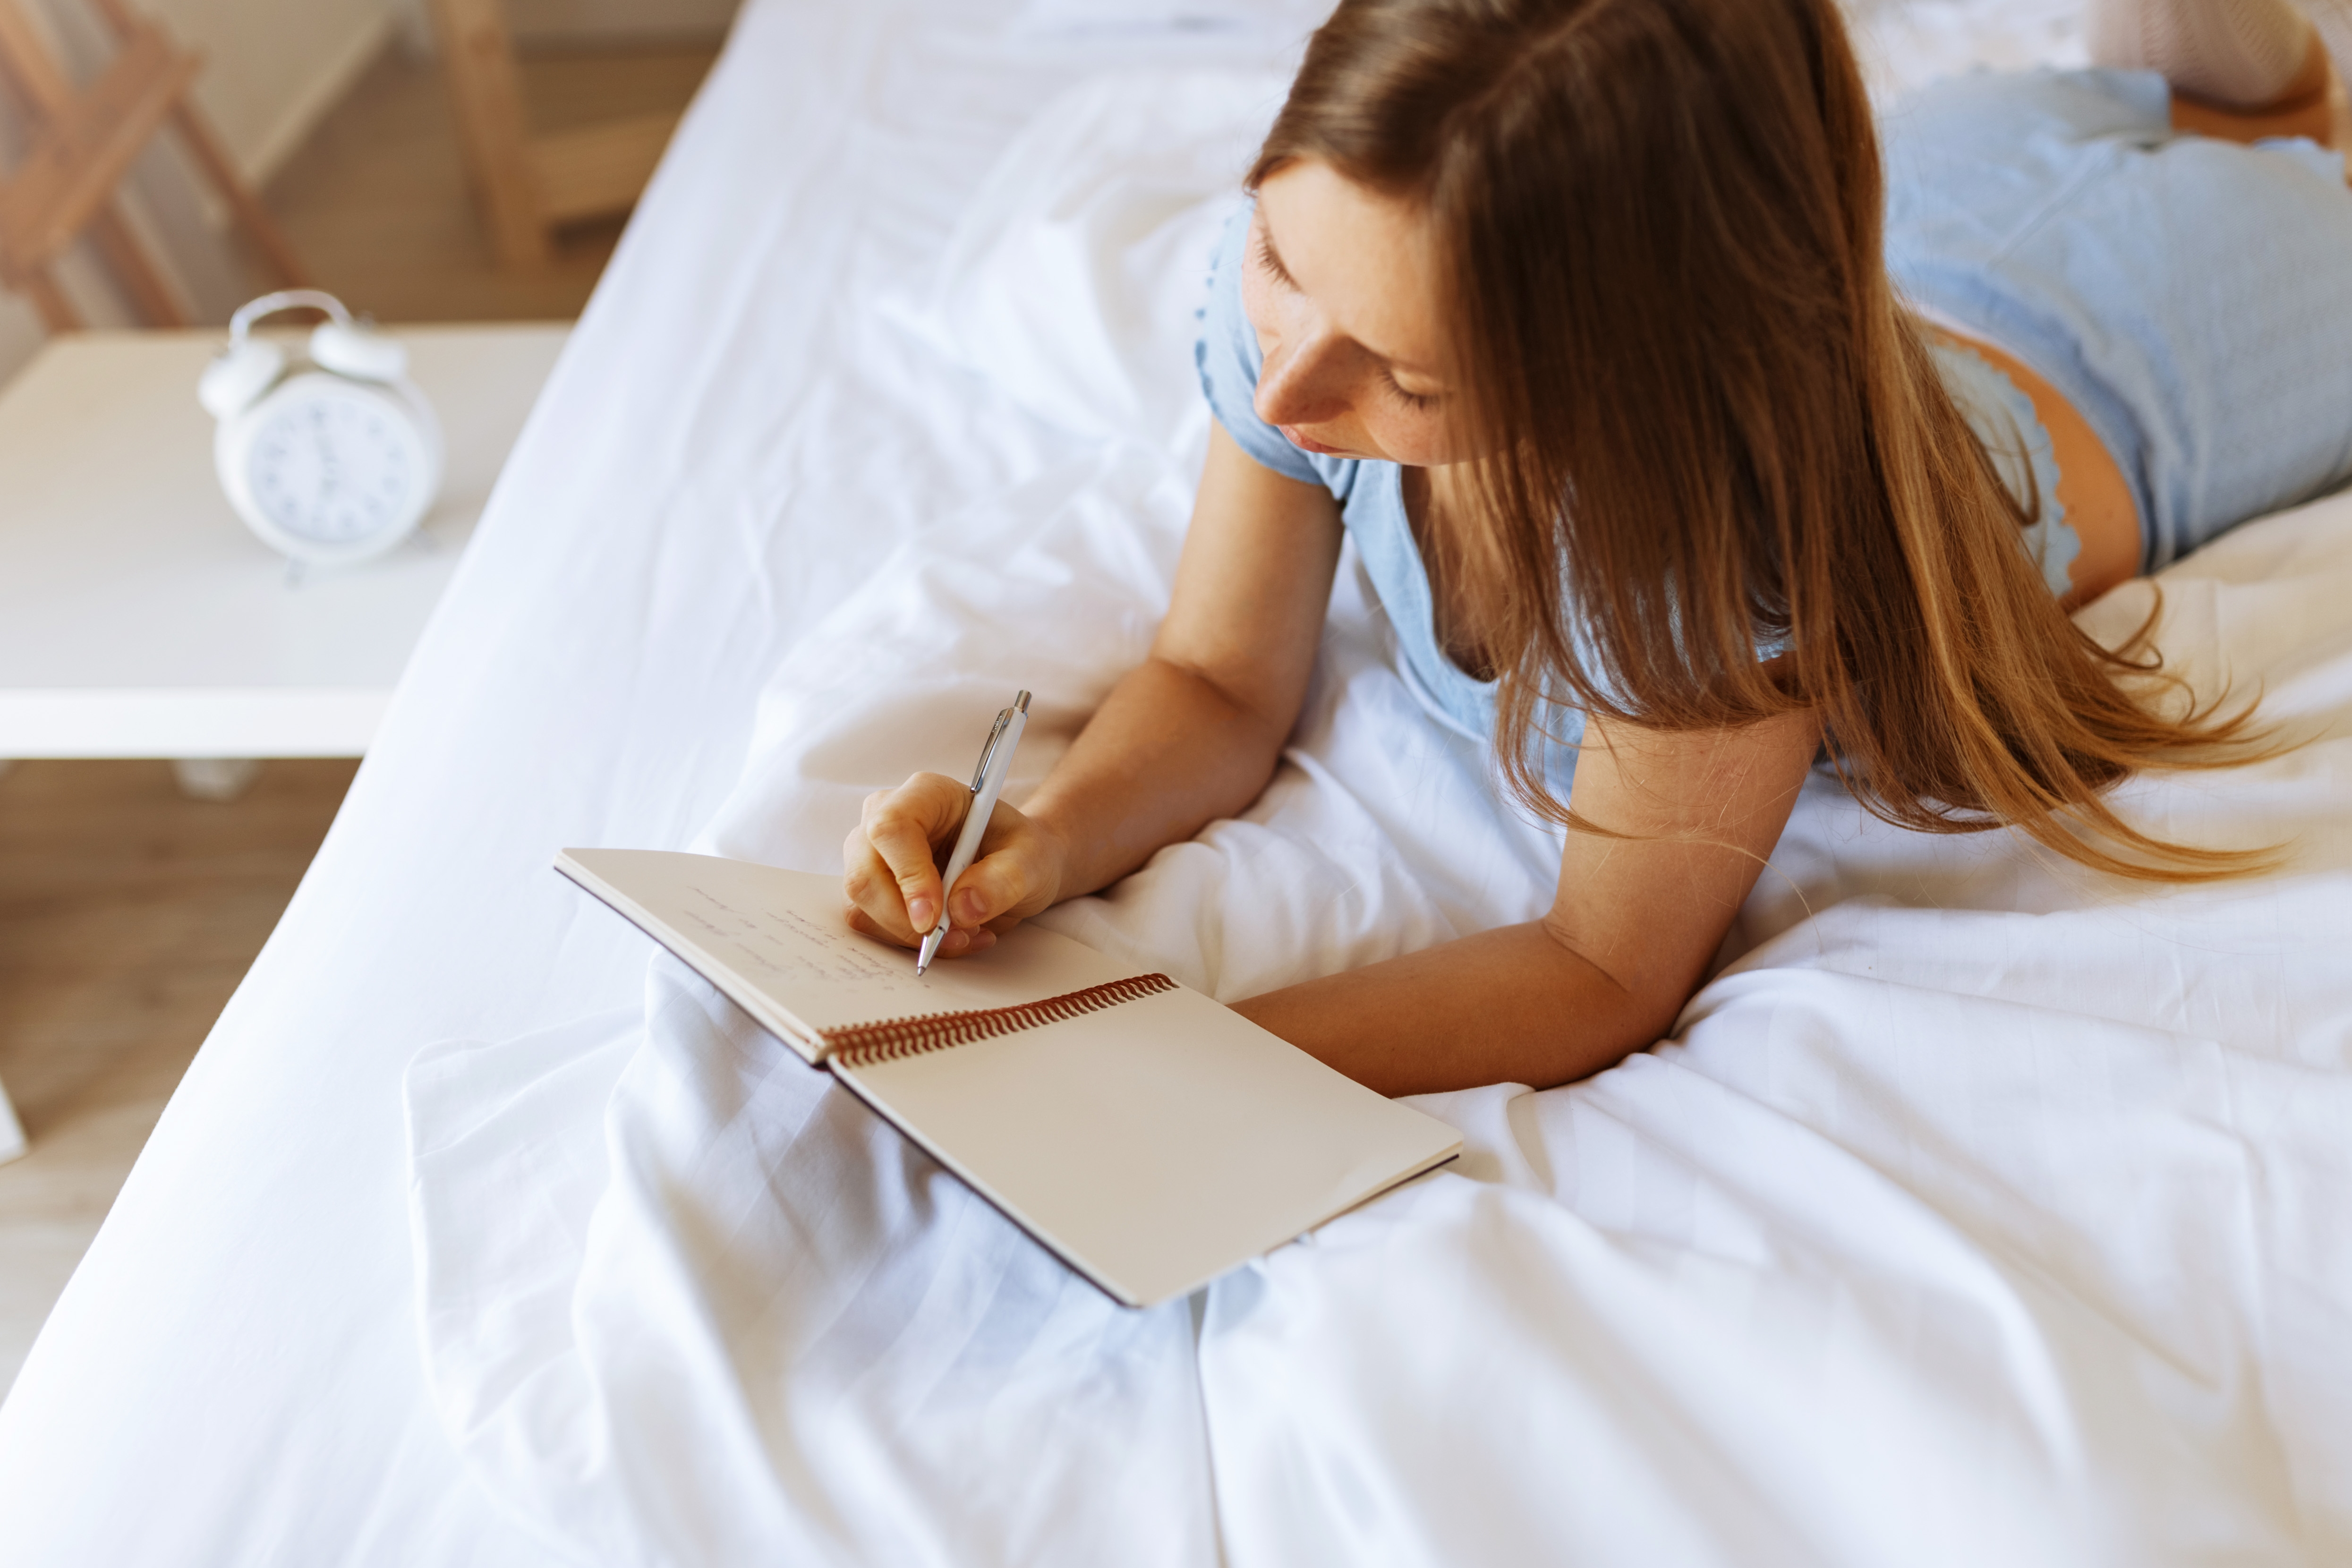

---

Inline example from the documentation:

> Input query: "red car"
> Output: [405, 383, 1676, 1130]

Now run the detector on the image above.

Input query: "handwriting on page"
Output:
[669, 882, 926, 993]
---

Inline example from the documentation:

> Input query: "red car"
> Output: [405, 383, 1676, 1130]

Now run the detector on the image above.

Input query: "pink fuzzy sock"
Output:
[2088, 0, 2317, 107]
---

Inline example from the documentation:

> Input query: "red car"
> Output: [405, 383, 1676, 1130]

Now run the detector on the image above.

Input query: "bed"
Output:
[3, 0, 2350, 1562]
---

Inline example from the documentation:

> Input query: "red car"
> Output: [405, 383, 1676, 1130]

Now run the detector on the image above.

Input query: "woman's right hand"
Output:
[840, 429, 1344, 963]
[841, 772, 1069, 959]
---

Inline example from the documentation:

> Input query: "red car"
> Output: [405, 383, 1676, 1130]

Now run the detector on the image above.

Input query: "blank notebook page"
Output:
[558, 849, 1153, 1054]
[840, 983, 1459, 1306]
[559, 849, 1461, 1306]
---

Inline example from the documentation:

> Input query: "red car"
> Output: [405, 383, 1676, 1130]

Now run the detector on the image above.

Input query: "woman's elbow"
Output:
[1525, 919, 1698, 1087]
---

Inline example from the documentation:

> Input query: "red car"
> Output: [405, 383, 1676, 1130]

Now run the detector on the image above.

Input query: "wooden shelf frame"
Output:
[429, 0, 679, 268]
[0, 0, 306, 333]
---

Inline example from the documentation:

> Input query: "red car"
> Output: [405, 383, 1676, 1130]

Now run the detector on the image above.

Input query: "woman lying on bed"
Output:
[844, 0, 2352, 1095]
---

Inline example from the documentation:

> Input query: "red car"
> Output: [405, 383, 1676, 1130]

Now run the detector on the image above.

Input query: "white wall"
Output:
[150, 0, 404, 183]
[0, 0, 403, 386]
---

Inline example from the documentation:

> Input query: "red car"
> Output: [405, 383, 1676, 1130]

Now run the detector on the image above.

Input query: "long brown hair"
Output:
[1251, 0, 2270, 879]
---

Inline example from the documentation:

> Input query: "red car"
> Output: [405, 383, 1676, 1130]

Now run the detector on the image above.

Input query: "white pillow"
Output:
[920, 66, 1292, 456]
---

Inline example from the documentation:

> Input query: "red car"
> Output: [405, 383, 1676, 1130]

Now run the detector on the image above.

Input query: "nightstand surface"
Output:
[0, 324, 569, 757]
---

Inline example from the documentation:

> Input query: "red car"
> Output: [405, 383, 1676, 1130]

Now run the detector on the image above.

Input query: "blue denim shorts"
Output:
[1883, 68, 2352, 571]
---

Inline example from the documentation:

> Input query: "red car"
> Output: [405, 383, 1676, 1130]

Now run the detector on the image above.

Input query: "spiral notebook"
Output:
[557, 849, 1461, 1307]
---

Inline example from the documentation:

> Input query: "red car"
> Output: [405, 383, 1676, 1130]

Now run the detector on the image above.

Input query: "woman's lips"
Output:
[1279, 425, 1345, 456]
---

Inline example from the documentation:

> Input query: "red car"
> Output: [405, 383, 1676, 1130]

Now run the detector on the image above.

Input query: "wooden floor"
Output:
[0, 39, 716, 1398]
[0, 760, 358, 1392]
[260, 41, 721, 323]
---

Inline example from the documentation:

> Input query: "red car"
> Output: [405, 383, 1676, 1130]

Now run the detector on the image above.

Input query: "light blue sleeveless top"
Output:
[1925, 337, 2078, 595]
[1881, 68, 2352, 574]
[1193, 201, 2069, 750]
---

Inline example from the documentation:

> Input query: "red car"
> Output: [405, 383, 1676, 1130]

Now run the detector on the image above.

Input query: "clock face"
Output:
[243, 380, 429, 547]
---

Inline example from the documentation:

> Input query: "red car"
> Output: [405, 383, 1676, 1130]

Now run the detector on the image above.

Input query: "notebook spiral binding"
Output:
[821, 972, 1178, 1067]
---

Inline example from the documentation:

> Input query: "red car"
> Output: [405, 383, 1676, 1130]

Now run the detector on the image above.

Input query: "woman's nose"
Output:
[1255, 325, 1353, 429]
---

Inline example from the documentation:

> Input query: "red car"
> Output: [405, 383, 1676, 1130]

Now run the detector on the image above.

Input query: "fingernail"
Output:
[907, 896, 936, 932]
[945, 928, 970, 953]
[952, 891, 985, 924]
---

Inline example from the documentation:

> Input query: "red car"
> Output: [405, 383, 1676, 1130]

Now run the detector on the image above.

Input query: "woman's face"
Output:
[1242, 159, 1469, 468]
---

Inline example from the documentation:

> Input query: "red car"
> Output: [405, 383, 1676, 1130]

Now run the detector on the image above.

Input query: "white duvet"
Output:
[404, 39, 2352, 1568]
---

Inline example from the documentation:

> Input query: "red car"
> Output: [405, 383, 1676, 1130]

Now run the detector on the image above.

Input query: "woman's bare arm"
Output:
[842, 425, 1343, 954]
[1231, 709, 1821, 1094]
[1017, 428, 1345, 900]
[845, 427, 1819, 1094]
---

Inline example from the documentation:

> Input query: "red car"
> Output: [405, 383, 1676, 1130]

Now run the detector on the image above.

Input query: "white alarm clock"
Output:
[198, 290, 443, 565]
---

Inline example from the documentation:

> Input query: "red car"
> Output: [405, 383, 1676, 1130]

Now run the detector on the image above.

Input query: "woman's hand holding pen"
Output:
[842, 772, 1067, 959]
[840, 437, 1341, 970]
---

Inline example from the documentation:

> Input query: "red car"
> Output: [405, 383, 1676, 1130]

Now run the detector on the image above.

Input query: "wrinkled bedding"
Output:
[4, 1, 2345, 1563]
[409, 36, 2352, 1568]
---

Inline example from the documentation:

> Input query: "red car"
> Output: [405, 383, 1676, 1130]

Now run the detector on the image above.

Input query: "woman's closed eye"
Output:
[1252, 228, 1297, 290]
[1251, 205, 1449, 432]
[1382, 371, 1438, 410]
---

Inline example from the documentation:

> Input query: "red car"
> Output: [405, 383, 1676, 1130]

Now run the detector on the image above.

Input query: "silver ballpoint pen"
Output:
[917, 690, 1030, 975]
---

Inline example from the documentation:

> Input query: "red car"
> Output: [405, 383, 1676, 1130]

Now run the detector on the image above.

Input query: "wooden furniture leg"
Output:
[0, 0, 304, 334]
[429, 0, 549, 267]
[83, 0, 307, 288]
[0, 0, 190, 323]
[428, 0, 682, 271]
[86, 207, 185, 324]
[10, 263, 76, 330]
[160, 95, 307, 286]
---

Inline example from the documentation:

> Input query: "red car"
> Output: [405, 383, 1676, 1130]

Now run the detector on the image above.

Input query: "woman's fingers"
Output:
[844, 772, 974, 942]
[844, 900, 995, 955]
[941, 803, 1050, 930]
[842, 789, 1066, 958]
[841, 836, 921, 946]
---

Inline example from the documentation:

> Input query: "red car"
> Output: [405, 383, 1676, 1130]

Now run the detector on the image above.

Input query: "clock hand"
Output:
[312, 417, 339, 499]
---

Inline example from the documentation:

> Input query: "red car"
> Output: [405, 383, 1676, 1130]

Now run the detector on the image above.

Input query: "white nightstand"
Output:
[0, 323, 569, 761]
[0, 322, 568, 1162]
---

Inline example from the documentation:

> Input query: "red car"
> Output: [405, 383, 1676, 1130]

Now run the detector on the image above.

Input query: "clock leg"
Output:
[0, 762, 24, 1156]
[170, 758, 261, 802]
[0, 1076, 24, 1166]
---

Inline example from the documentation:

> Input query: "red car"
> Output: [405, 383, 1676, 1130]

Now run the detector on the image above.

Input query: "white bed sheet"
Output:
[401, 236, 2352, 1568]
[0, 2, 1290, 1560]
[5, 1, 2349, 1564]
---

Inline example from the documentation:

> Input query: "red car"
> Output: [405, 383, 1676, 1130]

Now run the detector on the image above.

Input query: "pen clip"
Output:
[969, 708, 1014, 793]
